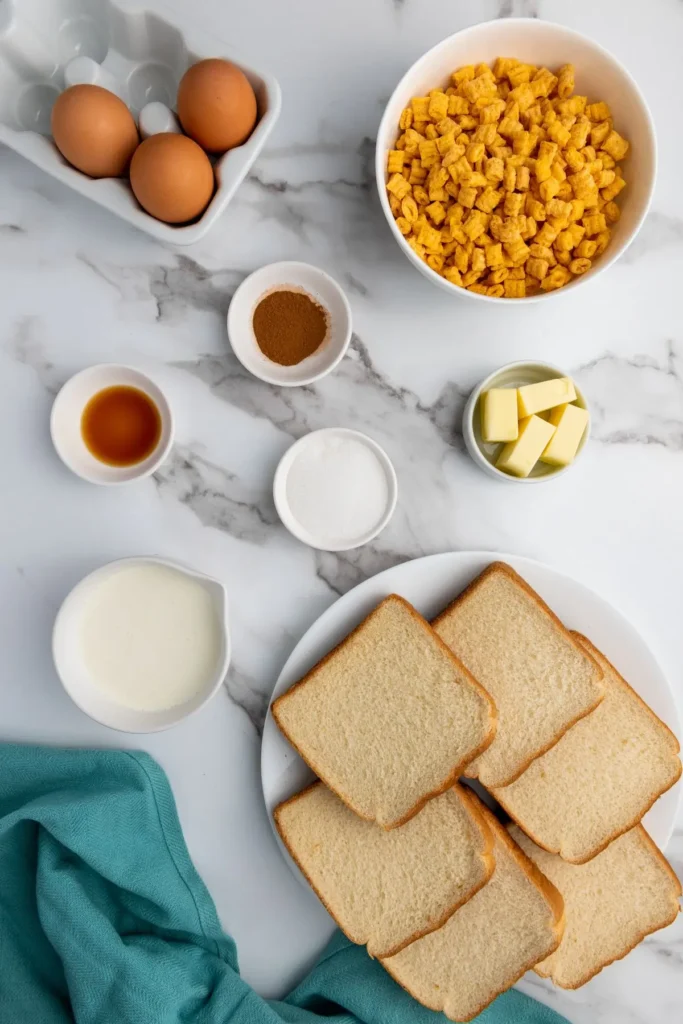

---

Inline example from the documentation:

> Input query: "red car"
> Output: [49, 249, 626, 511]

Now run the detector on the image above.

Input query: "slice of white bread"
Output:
[494, 633, 682, 863]
[433, 562, 604, 788]
[383, 800, 564, 1022]
[272, 594, 496, 829]
[511, 824, 682, 988]
[274, 782, 495, 958]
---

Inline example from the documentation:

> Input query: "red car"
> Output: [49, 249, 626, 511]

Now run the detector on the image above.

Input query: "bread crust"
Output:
[381, 800, 565, 1022]
[433, 561, 605, 788]
[532, 824, 682, 989]
[494, 632, 682, 864]
[272, 593, 497, 830]
[274, 781, 496, 959]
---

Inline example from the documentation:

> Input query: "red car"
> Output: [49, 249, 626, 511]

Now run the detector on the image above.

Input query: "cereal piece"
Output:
[466, 142, 486, 163]
[508, 64, 531, 87]
[569, 257, 592, 275]
[479, 99, 505, 124]
[547, 120, 571, 148]
[443, 266, 463, 286]
[581, 144, 597, 162]
[463, 210, 487, 241]
[426, 253, 445, 272]
[535, 222, 558, 247]
[419, 139, 439, 167]
[475, 187, 503, 214]
[516, 165, 531, 191]
[416, 222, 442, 251]
[452, 66, 476, 88]
[526, 257, 549, 280]
[585, 101, 610, 122]
[582, 212, 607, 236]
[426, 201, 447, 225]
[488, 267, 509, 284]
[554, 249, 571, 266]
[504, 278, 526, 298]
[501, 192, 522, 217]
[509, 82, 535, 112]
[409, 161, 428, 184]
[590, 120, 611, 149]
[462, 77, 495, 104]
[601, 176, 626, 202]
[601, 130, 629, 161]
[568, 199, 585, 222]
[541, 265, 571, 291]
[525, 196, 546, 221]
[513, 130, 536, 157]
[544, 198, 570, 220]
[471, 247, 486, 273]
[531, 67, 557, 98]
[387, 173, 411, 200]
[461, 268, 484, 286]
[424, 124, 439, 140]
[554, 229, 577, 252]
[457, 185, 477, 209]
[601, 152, 616, 170]
[604, 200, 621, 223]
[564, 146, 585, 173]
[556, 64, 575, 99]
[428, 92, 449, 122]
[387, 150, 406, 174]
[539, 177, 561, 202]
[395, 216, 411, 235]
[529, 243, 555, 263]
[411, 97, 430, 120]
[574, 239, 597, 259]
[504, 238, 530, 264]
[493, 57, 519, 79]
[485, 242, 505, 268]
[593, 228, 611, 255]
[400, 196, 419, 224]
[557, 95, 587, 117]
[399, 107, 414, 131]
[388, 195, 402, 217]
[550, 159, 567, 182]
[485, 156, 505, 182]
[568, 167, 598, 201]
[448, 95, 470, 117]
[498, 115, 523, 140]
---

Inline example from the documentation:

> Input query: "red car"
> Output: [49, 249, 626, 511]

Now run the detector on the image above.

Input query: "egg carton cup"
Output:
[0, 0, 281, 244]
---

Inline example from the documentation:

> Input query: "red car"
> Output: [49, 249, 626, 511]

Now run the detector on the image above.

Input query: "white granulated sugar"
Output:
[285, 434, 390, 547]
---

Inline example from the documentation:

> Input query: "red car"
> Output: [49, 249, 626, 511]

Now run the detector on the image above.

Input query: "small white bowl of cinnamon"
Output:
[227, 261, 352, 386]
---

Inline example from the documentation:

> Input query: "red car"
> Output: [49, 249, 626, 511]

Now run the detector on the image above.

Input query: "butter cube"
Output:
[540, 403, 589, 466]
[481, 388, 519, 442]
[517, 377, 577, 418]
[496, 415, 556, 477]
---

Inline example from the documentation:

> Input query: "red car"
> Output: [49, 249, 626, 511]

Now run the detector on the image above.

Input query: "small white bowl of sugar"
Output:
[274, 428, 398, 551]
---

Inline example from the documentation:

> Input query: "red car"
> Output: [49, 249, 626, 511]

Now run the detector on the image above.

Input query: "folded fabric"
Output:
[0, 744, 569, 1024]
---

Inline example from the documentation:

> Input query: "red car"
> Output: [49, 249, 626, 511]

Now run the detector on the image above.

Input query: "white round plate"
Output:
[262, 552, 681, 895]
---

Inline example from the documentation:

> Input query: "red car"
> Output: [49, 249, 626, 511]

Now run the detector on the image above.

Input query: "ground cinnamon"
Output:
[252, 287, 328, 366]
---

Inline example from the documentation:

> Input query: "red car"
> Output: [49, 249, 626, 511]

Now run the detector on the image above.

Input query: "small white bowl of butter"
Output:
[53, 557, 230, 732]
[463, 361, 590, 483]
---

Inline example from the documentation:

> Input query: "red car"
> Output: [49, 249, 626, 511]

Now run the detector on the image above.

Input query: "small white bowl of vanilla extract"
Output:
[50, 365, 174, 484]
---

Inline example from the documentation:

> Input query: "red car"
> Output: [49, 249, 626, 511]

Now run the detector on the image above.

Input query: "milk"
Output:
[79, 563, 223, 711]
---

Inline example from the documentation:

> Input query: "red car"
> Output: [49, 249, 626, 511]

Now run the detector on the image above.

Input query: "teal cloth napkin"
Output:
[0, 744, 568, 1024]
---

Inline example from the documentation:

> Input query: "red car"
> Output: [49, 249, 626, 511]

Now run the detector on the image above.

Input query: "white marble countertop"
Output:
[1, 0, 682, 1020]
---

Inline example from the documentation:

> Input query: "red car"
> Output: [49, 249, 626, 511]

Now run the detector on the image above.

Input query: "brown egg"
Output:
[129, 133, 214, 224]
[177, 59, 257, 153]
[51, 85, 139, 178]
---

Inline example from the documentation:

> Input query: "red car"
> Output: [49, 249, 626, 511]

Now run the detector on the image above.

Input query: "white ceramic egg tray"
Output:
[0, 0, 281, 244]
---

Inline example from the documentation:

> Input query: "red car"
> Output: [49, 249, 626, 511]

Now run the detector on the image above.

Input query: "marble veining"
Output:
[0, 0, 681, 1018]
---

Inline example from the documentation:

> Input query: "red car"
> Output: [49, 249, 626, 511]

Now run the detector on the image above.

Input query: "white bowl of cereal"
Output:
[376, 18, 656, 302]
